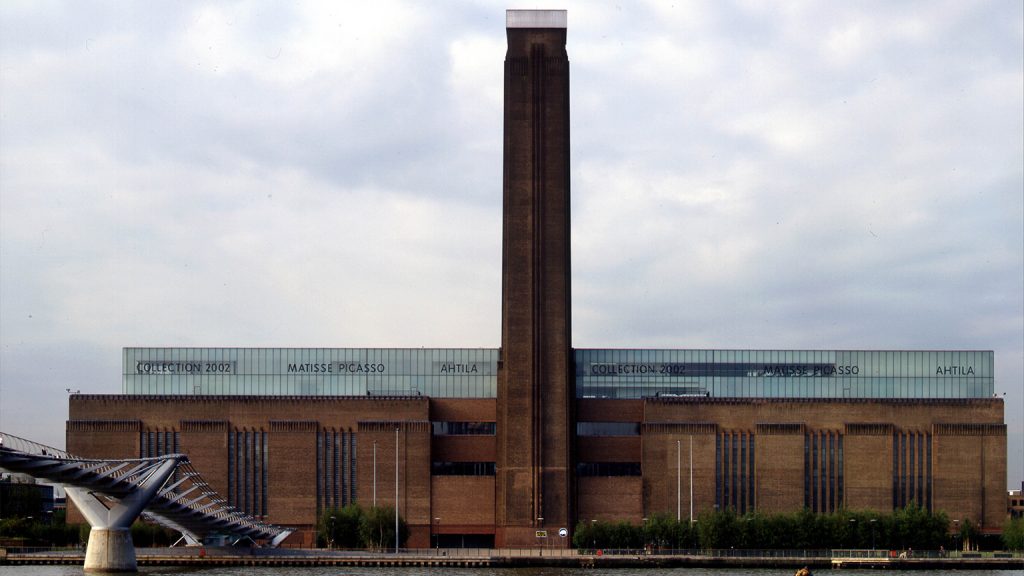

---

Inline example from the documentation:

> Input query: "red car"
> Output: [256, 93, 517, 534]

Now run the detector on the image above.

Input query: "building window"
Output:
[925, 434, 932, 512]
[892, 431, 931, 511]
[576, 422, 640, 436]
[805, 430, 844, 513]
[804, 433, 811, 509]
[748, 435, 756, 512]
[576, 462, 641, 477]
[730, 433, 738, 510]
[318, 428, 357, 511]
[716, 431, 756, 513]
[717, 434, 724, 508]
[431, 422, 496, 436]
[811, 433, 819, 512]
[431, 461, 496, 476]
[837, 435, 844, 508]
[228, 428, 268, 518]
[140, 430, 178, 458]
[892, 433, 899, 509]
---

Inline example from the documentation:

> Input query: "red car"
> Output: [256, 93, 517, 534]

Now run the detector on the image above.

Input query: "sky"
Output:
[0, 1, 1021, 488]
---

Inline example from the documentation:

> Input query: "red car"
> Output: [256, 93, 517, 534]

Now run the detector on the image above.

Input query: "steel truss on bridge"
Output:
[0, 432, 291, 572]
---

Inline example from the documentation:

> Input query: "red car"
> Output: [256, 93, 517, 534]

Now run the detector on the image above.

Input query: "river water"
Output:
[1, 568, 1021, 576]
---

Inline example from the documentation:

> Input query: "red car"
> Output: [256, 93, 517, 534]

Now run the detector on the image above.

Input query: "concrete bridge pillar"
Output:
[83, 528, 136, 573]
[66, 457, 180, 573]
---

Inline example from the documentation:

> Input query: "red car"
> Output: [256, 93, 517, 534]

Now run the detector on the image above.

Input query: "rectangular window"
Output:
[576, 422, 640, 436]
[733, 432, 741, 508]
[892, 433, 899, 509]
[821, 433, 828, 513]
[316, 430, 323, 514]
[837, 435, 844, 508]
[921, 432, 929, 504]
[349, 434, 357, 505]
[804, 433, 811, 509]
[900, 433, 907, 507]
[925, 434, 932, 512]
[908, 432, 915, 505]
[717, 434, 724, 509]
[333, 431, 340, 508]
[432, 422, 497, 435]
[575, 462, 641, 477]
[739, 432, 747, 514]
[252, 430, 261, 517]
[823, 430, 831, 510]
[227, 431, 235, 508]
[262, 431, 269, 517]
[243, 430, 250, 514]
[748, 435, 756, 512]
[316, 428, 357, 510]
[432, 461, 497, 476]
[812, 433, 819, 513]
[722, 433, 730, 509]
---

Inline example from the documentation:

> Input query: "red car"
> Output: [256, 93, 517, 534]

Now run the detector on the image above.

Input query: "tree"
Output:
[957, 518, 980, 551]
[359, 506, 408, 550]
[644, 513, 684, 549]
[697, 508, 740, 549]
[1002, 517, 1024, 551]
[317, 504, 364, 549]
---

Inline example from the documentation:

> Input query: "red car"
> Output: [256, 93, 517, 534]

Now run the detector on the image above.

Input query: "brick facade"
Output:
[66, 394, 1006, 544]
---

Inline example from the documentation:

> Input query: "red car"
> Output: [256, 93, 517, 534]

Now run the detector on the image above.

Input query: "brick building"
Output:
[66, 10, 1006, 548]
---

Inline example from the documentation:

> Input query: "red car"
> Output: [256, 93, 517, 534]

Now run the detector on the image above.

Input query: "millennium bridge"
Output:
[0, 432, 291, 572]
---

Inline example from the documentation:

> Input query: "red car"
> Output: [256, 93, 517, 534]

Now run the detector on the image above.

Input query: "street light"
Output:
[953, 519, 960, 552]
[537, 517, 545, 557]
[642, 517, 648, 552]
[434, 517, 440, 552]
[869, 519, 877, 551]
[328, 515, 336, 549]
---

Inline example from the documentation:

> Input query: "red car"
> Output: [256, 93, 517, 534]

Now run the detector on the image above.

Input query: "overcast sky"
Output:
[1, 1, 1021, 487]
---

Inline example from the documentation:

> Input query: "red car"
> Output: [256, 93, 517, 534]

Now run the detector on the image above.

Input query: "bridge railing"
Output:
[0, 431, 291, 546]
[0, 433, 71, 458]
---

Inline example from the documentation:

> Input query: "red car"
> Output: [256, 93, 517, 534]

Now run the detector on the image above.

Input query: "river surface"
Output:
[2, 565, 1024, 569]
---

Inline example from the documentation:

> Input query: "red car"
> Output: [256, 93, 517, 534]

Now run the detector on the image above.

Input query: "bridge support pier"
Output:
[84, 527, 136, 573]
[66, 457, 179, 573]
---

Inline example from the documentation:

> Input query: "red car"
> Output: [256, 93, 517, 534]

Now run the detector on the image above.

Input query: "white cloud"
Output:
[1, 0, 1021, 483]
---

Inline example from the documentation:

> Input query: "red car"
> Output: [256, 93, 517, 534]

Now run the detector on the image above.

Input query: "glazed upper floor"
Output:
[121, 348, 994, 399]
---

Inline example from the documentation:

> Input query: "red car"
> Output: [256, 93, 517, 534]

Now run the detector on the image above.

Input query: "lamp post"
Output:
[953, 519, 960, 553]
[537, 517, 545, 556]
[434, 517, 440, 552]
[590, 519, 596, 552]
[870, 518, 877, 552]
[328, 515, 336, 550]
[642, 517, 648, 552]
[848, 518, 856, 549]
[372, 440, 377, 507]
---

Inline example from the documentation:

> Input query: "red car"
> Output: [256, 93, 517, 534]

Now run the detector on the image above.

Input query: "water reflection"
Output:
[2, 568, 1022, 576]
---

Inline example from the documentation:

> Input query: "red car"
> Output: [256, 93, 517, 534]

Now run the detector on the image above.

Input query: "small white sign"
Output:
[558, 527, 568, 538]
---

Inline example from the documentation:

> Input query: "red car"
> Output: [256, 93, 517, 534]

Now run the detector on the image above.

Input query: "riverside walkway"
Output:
[2, 547, 1021, 570]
